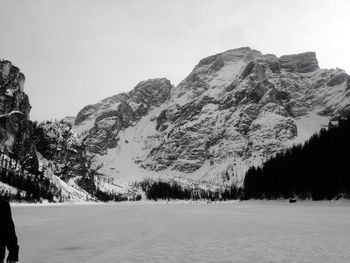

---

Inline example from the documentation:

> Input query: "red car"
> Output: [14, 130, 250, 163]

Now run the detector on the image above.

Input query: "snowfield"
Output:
[12, 201, 350, 263]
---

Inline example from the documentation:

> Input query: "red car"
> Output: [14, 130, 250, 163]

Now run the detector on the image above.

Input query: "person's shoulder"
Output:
[0, 199, 9, 207]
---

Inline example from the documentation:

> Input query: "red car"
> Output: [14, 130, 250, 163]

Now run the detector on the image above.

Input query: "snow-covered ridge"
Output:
[73, 78, 173, 154]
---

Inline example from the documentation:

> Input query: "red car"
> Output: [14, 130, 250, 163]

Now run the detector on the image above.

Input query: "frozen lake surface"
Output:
[11, 201, 350, 263]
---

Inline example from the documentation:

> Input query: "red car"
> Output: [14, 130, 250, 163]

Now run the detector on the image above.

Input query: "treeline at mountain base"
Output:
[136, 179, 241, 201]
[0, 158, 58, 202]
[243, 117, 350, 200]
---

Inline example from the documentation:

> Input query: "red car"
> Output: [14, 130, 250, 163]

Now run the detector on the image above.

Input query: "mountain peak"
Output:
[279, 51, 319, 73]
[74, 77, 173, 153]
[134, 78, 172, 88]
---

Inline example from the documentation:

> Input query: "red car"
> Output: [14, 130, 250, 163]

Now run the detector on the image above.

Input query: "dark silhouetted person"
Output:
[0, 199, 19, 263]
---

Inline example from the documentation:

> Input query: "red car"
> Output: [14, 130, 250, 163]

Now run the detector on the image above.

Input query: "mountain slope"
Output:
[74, 78, 172, 154]
[73, 47, 350, 186]
[243, 117, 350, 200]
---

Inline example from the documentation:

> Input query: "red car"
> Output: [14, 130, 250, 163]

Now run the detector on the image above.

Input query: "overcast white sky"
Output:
[0, 0, 349, 121]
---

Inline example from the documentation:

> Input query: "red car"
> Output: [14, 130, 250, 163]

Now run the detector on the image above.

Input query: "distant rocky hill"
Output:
[73, 47, 350, 186]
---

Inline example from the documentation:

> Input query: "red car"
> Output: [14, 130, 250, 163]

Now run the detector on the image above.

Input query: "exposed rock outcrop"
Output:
[74, 78, 173, 154]
[33, 120, 89, 180]
[279, 52, 319, 73]
[0, 60, 34, 160]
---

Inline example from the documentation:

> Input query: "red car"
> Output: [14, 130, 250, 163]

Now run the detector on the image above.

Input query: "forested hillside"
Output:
[243, 117, 350, 200]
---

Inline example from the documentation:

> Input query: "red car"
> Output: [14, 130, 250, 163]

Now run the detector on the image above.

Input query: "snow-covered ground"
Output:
[11, 201, 350, 263]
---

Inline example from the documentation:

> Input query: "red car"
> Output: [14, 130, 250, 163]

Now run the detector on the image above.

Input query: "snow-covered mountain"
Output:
[74, 47, 350, 186]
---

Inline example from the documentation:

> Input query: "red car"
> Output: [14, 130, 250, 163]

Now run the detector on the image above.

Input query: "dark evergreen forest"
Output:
[0, 166, 57, 202]
[243, 117, 350, 200]
[138, 179, 241, 201]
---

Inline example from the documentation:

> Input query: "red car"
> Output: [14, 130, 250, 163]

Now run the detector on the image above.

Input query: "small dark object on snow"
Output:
[288, 199, 297, 203]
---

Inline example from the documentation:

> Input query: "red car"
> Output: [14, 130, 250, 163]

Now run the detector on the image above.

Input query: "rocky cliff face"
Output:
[0, 60, 34, 160]
[142, 48, 349, 178]
[74, 47, 350, 186]
[33, 120, 92, 185]
[74, 78, 172, 154]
